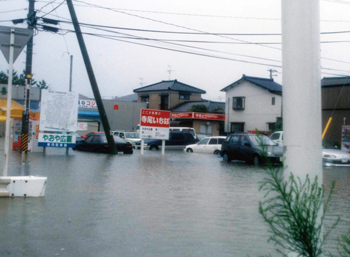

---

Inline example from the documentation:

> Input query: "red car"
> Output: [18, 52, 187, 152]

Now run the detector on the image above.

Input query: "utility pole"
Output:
[267, 69, 277, 79]
[167, 65, 174, 80]
[20, 0, 36, 160]
[66, 0, 117, 154]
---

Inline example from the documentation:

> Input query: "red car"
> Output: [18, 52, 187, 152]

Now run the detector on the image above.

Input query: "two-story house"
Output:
[133, 80, 206, 110]
[221, 75, 282, 134]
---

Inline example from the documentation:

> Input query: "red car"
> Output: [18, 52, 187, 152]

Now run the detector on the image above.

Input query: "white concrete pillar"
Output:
[282, 0, 322, 179]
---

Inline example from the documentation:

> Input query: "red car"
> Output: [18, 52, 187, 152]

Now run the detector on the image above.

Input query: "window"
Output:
[231, 123, 244, 133]
[198, 138, 210, 145]
[199, 125, 213, 136]
[179, 94, 190, 100]
[230, 135, 240, 145]
[268, 123, 276, 131]
[91, 136, 100, 143]
[240, 135, 250, 146]
[218, 138, 224, 144]
[85, 136, 94, 143]
[272, 97, 275, 105]
[270, 132, 280, 140]
[141, 96, 149, 102]
[232, 97, 245, 110]
[209, 138, 218, 145]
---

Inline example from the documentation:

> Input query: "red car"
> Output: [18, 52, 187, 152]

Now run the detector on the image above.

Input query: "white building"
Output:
[221, 75, 282, 134]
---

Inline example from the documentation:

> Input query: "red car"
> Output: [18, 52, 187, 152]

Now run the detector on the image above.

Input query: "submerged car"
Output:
[322, 141, 350, 167]
[220, 134, 283, 165]
[135, 131, 198, 150]
[75, 134, 133, 154]
[112, 131, 141, 147]
[184, 136, 225, 154]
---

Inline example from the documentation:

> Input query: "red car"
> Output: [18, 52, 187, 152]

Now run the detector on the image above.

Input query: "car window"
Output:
[249, 135, 276, 146]
[225, 136, 231, 142]
[270, 133, 280, 140]
[198, 138, 210, 145]
[100, 136, 108, 143]
[113, 132, 119, 136]
[92, 136, 100, 143]
[240, 136, 250, 146]
[218, 138, 224, 144]
[120, 133, 124, 137]
[230, 135, 240, 145]
[170, 133, 185, 140]
[125, 132, 139, 138]
[85, 136, 94, 143]
[209, 138, 218, 145]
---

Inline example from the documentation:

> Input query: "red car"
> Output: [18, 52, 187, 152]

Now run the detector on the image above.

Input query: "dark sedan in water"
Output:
[74, 134, 133, 154]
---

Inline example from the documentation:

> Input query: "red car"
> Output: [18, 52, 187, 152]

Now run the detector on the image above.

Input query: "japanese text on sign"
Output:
[38, 133, 77, 148]
[79, 99, 97, 108]
[140, 109, 171, 128]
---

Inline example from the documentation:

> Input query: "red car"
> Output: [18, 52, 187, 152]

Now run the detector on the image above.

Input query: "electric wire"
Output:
[41, 0, 65, 18]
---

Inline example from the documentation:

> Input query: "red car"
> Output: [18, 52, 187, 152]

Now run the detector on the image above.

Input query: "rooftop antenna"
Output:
[268, 69, 278, 79]
[140, 78, 144, 86]
[167, 65, 174, 80]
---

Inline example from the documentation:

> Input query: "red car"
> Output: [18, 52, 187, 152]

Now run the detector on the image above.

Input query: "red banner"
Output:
[171, 112, 193, 119]
[140, 109, 171, 128]
[171, 112, 225, 121]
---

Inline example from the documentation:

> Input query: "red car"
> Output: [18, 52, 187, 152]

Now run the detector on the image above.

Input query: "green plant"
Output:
[337, 230, 350, 257]
[255, 133, 339, 257]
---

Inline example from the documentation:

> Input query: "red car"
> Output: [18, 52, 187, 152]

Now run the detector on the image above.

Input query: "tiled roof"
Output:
[171, 100, 225, 114]
[321, 76, 350, 87]
[221, 74, 282, 95]
[133, 80, 206, 94]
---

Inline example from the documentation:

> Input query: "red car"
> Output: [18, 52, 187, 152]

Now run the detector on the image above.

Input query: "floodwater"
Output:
[0, 143, 349, 257]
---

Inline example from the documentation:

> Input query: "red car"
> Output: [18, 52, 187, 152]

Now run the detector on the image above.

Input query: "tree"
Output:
[187, 104, 210, 113]
[0, 69, 47, 88]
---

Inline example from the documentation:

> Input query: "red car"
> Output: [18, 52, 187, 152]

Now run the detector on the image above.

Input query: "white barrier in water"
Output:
[0, 176, 47, 197]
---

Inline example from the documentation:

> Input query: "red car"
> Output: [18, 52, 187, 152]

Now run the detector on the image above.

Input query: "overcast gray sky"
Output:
[1, 0, 350, 101]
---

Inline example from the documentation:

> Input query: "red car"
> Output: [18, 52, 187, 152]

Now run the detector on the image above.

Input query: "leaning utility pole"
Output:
[66, 0, 117, 154]
[20, 0, 35, 158]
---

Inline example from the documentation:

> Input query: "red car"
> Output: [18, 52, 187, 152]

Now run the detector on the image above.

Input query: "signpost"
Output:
[140, 109, 170, 155]
[0, 26, 33, 176]
[38, 133, 76, 148]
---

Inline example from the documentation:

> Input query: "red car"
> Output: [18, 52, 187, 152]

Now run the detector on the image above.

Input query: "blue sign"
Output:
[38, 142, 76, 148]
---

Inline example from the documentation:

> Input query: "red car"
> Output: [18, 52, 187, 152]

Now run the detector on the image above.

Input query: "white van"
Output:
[112, 131, 141, 147]
[270, 131, 283, 146]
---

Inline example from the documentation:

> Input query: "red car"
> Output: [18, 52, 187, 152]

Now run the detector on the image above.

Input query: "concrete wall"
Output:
[103, 99, 147, 131]
[224, 81, 282, 132]
[0, 84, 40, 101]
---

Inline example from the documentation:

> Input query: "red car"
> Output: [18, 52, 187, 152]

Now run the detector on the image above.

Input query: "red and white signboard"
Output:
[341, 125, 350, 153]
[171, 112, 225, 121]
[140, 109, 170, 140]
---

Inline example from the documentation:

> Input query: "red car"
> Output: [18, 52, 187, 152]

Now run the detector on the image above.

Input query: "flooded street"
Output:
[0, 143, 349, 256]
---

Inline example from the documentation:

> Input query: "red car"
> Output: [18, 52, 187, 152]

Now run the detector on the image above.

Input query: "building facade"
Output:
[221, 75, 282, 134]
[321, 76, 350, 145]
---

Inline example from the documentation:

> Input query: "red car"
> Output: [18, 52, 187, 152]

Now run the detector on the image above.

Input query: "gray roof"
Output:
[133, 80, 206, 94]
[221, 74, 282, 95]
[171, 100, 225, 114]
[79, 94, 94, 100]
[321, 76, 350, 87]
[116, 93, 138, 102]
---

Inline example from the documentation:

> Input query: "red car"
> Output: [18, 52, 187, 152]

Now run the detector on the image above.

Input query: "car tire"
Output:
[223, 152, 231, 162]
[253, 155, 261, 165]
[149, 145, 159, 151]
[213, 150, 220, 155]
[186, 148, 193, 153]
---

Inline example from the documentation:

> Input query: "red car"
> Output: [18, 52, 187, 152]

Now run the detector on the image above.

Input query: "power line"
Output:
[41, 0, 65, 18]
[73, 0, 282, 51]
[0, 8, 27, 14]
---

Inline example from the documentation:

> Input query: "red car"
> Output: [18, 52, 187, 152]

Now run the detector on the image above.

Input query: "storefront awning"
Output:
[0, 99, 34, 118]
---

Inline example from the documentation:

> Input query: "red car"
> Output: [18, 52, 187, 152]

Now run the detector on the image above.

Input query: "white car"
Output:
[270, 131, 283, 146]
[184, 136, 225, 154]
[112, 131, 141, 147]
[323, 141, 350, 167]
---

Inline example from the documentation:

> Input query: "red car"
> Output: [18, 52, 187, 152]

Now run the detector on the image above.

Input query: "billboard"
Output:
[140, 109, 170, 140]
[40, 90, 79, 132]
[171, 112, 225, 121]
